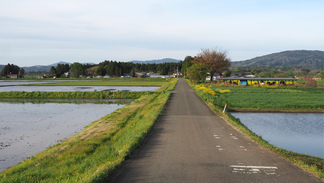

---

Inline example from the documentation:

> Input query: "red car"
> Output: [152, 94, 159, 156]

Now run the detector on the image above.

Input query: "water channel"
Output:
[231, 112, 324, 158]
[0, 99, 132, 172]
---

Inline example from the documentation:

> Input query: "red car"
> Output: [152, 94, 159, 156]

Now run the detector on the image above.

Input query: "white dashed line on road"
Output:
[230, 165, 278, 175]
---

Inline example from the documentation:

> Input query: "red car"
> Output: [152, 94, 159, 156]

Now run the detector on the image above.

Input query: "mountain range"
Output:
[129, 58, 181, 64]
[1, 50, 323, 73]
[230, 50, 323, 70]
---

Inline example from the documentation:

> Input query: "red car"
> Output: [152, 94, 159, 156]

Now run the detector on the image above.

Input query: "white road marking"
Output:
[231, 136, 238, 140]
[230, 165, 278, 169]
[231, 165, 278, 175]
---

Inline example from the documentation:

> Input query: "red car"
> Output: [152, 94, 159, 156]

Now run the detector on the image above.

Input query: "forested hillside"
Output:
[231, 50, 323, 70]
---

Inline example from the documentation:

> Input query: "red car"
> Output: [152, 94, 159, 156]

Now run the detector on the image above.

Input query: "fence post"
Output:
[223, 103, 227, 113]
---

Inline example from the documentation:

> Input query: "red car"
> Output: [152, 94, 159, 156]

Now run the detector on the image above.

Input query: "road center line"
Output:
[230, 165, 278, 169]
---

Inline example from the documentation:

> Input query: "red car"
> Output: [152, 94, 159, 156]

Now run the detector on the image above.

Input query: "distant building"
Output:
[217, 77, 296, 86]
[148, 72, 169, 78]
[63, 72, 70, 78]
[7, 74, 18, 78]
[134, 72, 146, 78]
[228, 72, 255, 78]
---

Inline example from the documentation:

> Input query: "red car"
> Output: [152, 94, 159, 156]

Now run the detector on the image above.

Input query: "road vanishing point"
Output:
[109, 79, 321, 183]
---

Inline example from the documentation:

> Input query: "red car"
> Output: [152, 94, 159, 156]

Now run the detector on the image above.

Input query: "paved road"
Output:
[109, 79, 321, 183]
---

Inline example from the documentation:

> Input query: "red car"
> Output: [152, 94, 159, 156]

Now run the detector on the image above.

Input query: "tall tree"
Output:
[0, 63, 20, 77]
[69, 62, 84, 78]
[49, 66, 57, 77]
[187, 64, 208, 83]
[193, 48, 231, 82]
[19, 68, 25, 77]
[182, 56, 193, 77]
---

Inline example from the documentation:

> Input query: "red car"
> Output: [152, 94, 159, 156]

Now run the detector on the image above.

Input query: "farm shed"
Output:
[216, 78, 296, 86]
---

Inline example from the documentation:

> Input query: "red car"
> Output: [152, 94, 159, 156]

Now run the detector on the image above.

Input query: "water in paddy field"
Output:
[231, 113, 324, 158]
[0, 99, 131, 172]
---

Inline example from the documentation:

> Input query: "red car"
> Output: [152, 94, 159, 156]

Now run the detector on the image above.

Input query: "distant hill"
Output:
[231, 50, 324, 70]
[21, 61, 70, 73]
[129, 58, 181, 64]
[1, 59, 181, 73]
[22, 61, 96, 73]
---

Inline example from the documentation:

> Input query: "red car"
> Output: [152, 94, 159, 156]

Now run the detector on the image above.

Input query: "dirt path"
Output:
[109, 79, 321, 183]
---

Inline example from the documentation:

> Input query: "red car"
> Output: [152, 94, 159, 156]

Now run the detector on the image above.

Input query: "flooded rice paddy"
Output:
[231, 112, 324, 158]
[0, 99, 132, 172]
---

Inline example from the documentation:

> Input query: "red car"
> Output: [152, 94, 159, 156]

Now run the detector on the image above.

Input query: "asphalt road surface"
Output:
[109, 79, 321, 183]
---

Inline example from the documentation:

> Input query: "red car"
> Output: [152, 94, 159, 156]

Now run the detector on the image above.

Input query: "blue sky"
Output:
[1, 0, 323, 66]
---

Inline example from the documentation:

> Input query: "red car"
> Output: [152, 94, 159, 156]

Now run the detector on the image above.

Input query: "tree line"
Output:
[0, 64, 25, 78]
[48, 61, 182, 78]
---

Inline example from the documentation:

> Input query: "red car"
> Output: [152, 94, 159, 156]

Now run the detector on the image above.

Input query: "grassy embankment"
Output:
[0, 79, 177, 183]
[0, 90, 152, 100]
[187, 80, 324, 179]
[29, 78, 170, 86]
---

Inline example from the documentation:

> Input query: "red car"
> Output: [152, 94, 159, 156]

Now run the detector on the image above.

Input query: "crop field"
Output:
[212, 86, 324, 111]
[193, 83, 324, 112]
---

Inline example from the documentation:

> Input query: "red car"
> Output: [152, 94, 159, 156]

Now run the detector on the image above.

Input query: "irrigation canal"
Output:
[109, 79, 321, 183]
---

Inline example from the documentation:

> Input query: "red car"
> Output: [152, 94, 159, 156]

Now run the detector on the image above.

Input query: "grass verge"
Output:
[186, 80, 324, 180]
[29, 78, 170, 86]
[0, 91, 153, 99]
[0, 79, 177, 183]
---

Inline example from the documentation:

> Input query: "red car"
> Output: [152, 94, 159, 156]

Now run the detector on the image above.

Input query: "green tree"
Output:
[49, 66, 57, 77]
[181, 56, 193, 78]
[56, 63, 70, 77]
[187, 64, 208, 83]
[19, 68, 25, 77]
[69, 62, 84, 78]
[193, 48, 231, 82]
[320, 70, 324, 79]
[0, 63, 20, 77]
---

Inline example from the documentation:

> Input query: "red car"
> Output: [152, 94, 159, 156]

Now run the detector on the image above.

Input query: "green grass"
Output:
[0, 91, 153, 100]
[0, 79, 177, 182]
[30, 78, 170, 86]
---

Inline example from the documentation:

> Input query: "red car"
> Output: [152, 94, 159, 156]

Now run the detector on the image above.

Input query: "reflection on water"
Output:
[231, 113, 324, 158]
[0, 99, 131, 172]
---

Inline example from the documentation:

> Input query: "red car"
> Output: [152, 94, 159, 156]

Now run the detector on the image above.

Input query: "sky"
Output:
[0, 0, 323, 67]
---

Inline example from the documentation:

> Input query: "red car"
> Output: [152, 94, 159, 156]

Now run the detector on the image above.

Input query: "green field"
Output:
[0, 91, 153, 100]
[210, 86, 324, 111]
